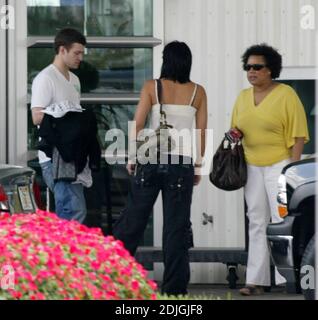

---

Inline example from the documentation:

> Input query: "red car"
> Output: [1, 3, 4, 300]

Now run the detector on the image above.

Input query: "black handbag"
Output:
[209, 135, 247, 191]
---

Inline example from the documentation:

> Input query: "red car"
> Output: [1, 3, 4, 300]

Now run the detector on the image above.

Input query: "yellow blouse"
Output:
[231, 83, 309, 166]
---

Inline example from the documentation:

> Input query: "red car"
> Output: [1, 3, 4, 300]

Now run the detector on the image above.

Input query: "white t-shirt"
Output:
[31, 64, 81, 163]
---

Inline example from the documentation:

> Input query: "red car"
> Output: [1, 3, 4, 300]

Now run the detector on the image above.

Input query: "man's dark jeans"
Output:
[113, 158, 194, 295]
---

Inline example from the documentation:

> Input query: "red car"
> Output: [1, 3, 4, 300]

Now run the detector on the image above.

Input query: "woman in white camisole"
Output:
[113, 41, 208, 296]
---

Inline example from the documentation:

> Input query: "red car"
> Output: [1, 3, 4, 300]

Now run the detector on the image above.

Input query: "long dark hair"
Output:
[160, 41, 192, 83]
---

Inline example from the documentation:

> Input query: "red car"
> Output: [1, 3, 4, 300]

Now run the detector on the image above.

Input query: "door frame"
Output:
[0, 0, 8, 163]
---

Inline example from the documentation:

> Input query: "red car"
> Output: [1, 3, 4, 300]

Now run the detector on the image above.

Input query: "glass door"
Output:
[25, 0, 160, 241]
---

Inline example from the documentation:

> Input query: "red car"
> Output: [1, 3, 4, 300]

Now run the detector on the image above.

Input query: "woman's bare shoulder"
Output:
[193, 83, 207, 100]
[143, 79, 156, 91]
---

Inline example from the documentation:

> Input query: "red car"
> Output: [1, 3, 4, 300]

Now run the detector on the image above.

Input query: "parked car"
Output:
[266, 157, 316, 300]
[0, 164, 37, 214]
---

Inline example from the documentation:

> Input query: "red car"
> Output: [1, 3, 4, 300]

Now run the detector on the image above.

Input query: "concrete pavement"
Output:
[186, 284, 304, 300]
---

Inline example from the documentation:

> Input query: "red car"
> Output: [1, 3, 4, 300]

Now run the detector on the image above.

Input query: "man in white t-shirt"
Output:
[31, 28, 87, 223]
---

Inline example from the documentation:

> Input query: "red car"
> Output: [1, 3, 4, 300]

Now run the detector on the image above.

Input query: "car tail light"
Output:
[33, 180, 43, 210]
[277, 174, 288, 218]
[0, 185, 8, 202]
[278, 205, 288, 218]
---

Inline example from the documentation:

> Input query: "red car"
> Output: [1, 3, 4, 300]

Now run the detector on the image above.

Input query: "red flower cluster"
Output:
[0, 210, 157, 300]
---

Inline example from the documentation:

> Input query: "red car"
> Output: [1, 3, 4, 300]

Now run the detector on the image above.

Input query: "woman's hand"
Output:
[194, 166, 202, 186]
[126, 163, 136, 176]
[226, 128, 243, 142]
[194, 174, 201, 186]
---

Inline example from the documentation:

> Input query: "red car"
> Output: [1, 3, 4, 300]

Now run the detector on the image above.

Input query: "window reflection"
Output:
[28, 48, 152, 93]
[84, 104, 136, 152]
[279, 80, 316, 155]
[27, 0, 153, 37]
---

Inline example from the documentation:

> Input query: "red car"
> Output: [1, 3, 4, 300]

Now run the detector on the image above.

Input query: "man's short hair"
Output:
[54, 28, 87, 54]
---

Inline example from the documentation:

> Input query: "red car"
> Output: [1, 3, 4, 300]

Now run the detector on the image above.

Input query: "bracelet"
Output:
[194, 163, 203, 168]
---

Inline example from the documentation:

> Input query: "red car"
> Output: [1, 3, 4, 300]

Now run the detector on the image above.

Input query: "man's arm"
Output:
[31, 73, 52, 126]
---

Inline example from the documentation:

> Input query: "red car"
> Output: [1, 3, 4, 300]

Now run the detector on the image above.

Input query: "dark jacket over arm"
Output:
[38, 109, 101, 174]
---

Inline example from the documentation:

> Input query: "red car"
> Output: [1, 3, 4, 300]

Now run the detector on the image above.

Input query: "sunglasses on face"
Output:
[243, 64, 267, 71]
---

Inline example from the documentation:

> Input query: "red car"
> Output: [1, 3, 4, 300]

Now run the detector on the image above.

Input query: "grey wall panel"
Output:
[157, 0, 316, 284]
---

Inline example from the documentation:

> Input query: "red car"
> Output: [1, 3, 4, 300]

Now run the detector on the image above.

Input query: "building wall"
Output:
[154, 0, 317, 284]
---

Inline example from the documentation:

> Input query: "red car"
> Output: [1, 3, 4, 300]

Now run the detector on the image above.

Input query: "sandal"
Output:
[239, 285, 264, 296]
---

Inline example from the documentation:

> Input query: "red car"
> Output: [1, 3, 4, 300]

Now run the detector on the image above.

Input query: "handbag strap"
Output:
[156, 79, 167, 125]
[156, 79, 162, 105]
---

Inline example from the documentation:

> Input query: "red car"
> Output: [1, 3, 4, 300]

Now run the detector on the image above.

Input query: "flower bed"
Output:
[0, 210, 157, 300]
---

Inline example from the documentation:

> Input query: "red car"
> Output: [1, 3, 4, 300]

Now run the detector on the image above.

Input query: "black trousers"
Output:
[113, 158, 194, 295]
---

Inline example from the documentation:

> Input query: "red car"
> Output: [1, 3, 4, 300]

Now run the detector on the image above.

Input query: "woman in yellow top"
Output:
[231, 44, 309, 296]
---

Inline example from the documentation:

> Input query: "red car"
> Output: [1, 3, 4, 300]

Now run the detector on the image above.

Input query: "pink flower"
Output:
[90, 261, 101, 271]
[131, 280, 140, 291]
[148, 280, 158, 290]
[0, 210, 158, 300]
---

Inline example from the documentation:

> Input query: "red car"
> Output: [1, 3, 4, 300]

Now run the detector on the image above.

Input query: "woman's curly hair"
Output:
[242, 43, 282, 79]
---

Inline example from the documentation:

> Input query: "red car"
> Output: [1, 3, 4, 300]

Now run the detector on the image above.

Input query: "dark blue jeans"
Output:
[113, 158, 194, 295]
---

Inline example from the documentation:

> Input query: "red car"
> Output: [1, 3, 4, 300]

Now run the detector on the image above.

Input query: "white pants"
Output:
[245, 159, 290, 286]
